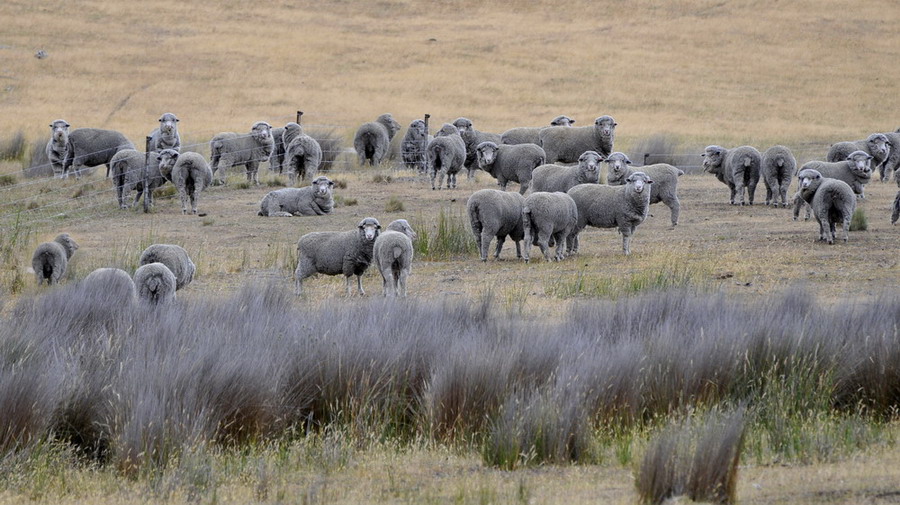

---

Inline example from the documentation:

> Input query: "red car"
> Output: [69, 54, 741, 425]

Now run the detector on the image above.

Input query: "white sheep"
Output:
[156, 150, 213, 215]
[522, 192, 578, 262]
[258, 176, 334, 217]
[294, 217, 382, 296]
[567, 172, 654, 256]
[134, 262, 177, 305]
[373, 219, 417, 297]
[475, 141, 546, 194]
[31, 233, 79, 286]
[531, 150, 604, 193]
[209, 121, 274, 185]
[467, 189, 526, 262]
[539, 115, 616, 164]
[138, 244, 195, 291]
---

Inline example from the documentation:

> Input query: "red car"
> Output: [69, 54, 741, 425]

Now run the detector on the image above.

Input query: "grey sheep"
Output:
[401, 119, 429, 172]
[567, 172, 654, 256]
[760, 145, 797, 207]
[826, 133, 890, 180]
[500, 115, 575, 146]
[878, 131, 900, 182]
[539, 115, 616, 164]
[606, 152, 684, 226]
[148, 113, 181, 153]
[133, 262, 177, 305]
[281, 122, 323, 185]
[792, 169, 856, 244]
[426, 123, 467, 190]
[81, 268, 136, 304]
[258, 175, 334, 217]
[467, 189, 526, 262]
[702, 145, 761, 205]
[892, 171, 900, 224]
[31, 233, 79, 286]
[139, 244, 195, 290]
[354, 113, 401, 166]
[475, 141, 546, 194]
[373, 219, 417, 297]
[452, 117, 502, 179]
[156, 150, 213, 215]
[294, 217, 382, 296]
[530, 150, 604, 193]
[61, 126, 135, 179]
[210, 121, 275, 185]
[799, 150, 872, 198]
[108, 148, 168, 209]
[522, 191, 578, 262]
[45, 119, 70, 178]
[268, 124, 288, 174]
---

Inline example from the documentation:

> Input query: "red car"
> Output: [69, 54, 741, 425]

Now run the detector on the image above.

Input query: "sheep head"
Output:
[797, 168, 823, 191]
[550, 115, 574, 127]
[311, 176, 334, 197]
[594, 115, 617, 138]
[386, 219, 417, 240]
[846, 150, 873, 179]
[358, 217, 381, 241]
[605, 152, 632, 182]
[158, 113, 179, 135]
[476, 141, 500, 168]
[866, 133, 890, 161]
[702, 145, 726, 173]
[49, 119, 70, 142]
[251, 121, 273, 143]
[626, 172, 653, 194]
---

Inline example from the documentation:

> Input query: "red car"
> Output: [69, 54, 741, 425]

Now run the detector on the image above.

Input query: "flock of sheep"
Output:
[30, 112, 900, 298]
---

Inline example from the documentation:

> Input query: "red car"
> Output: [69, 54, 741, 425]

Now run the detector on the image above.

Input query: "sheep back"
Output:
[539, 115, 616, 164]
[134, 262, 177, 305]
[475, 142, 546, 194]
[354, 114, 401, 166]
[467, 189, 526, 261]
[139, 244, 195, 290]
[258, 176, 334, 217]
[31, 233, 79, 286]
[521, 191, 578, 262]
[761, 145, 797, 207]
[82, 268, 136, 304]
[63, 128, 135, 178]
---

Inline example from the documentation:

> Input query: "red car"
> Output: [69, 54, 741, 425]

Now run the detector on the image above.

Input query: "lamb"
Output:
[467, 189, 526, 262]
[521, 191, 578, 262]
[81, 268, 136, 303]
[294, 217, 381, 296]
[209, 121, 275, 185]
[605, 152, 683, 226]
[567, 172, 654, 256]
[798, 150, 872, 198]
[500, 115, 575, 146]
[133, 262, 177, 305]
[258, 175, 334, 217]
[281, 122, 323, 185]
[475, 141, 546, 194]
[792, 169, 856, 244]
[530, 150, 604, 193]
[108, 149, 168, 209]
[452, 117, 502, 179]
[400, 119, 429, 172]
[61, 127, 135, 179]
[760, 145, 797, 207]
[155, 150, 213, 215]
[702, 145, 761, 205]
[426, 123, 467, 190]
[148, 113, 181, 153]
[826, 133, 890, 180]
[373, 219, 417, 297]
[354, 113, 401, 166]
[539, 115, 616, 164]
[45, 119, 70, 178]
[31, 233, 79, 286]
[138, 244, 195, 290]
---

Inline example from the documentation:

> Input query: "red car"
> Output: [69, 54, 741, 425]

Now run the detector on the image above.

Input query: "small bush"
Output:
[71, 183, 96, 199]
[0, 130, 26, 161]
[0, 174, 17, 186]
[850, 207, 867, 231]
[309, 129, 345, 172]
[27, 201, 39, 210]
[153, 185, 178, 199]
[266, 177, 287, 188]
[332, 178, 348, 190]
[234, 181, 252, 190]
[333, 195, 357, 207]
[384, 196, 405, 213]
[372, 174, 392, 184]
[201, 218, 214, 226]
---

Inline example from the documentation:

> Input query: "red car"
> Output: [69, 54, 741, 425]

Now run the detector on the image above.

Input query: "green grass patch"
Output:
[411, 208, 476, 260]
[0, 174, 17, 186]
[546, 263, 708, 299]
[384, 196, 405, 212]
[850, 207, 867, 231]
[372, 173, 392, 184]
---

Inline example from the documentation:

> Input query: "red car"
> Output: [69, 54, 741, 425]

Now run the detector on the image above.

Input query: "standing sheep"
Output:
[467, 189, 526, 262]
[879, 130, 900, 182]
[45, 119, 70, 178]
[31, 233, 79, 286]
[133, 262, 177, 305]
[139, 244, 195, 290]
[761, 145, 797, 207]
[500, 115, 575, 146]
[209, 121, 275, 185]
[475, 141, 546, 194]
[148, 113, 181, 153]
[826, 133, 890, 180]
[81, 268, 136, 304]
[892, 171, 900, 224]
[539, 115, 616, 164]
[521, 191, 578, 262]
[792, 169, 856, 244]
[281, 122, 323, 185]
[531, 150, 604, 193]
[268, 124, 289, 174]
[294, 217, 382, 296]
[109, 148, 168, 209]
[401, 119, 429, 172]
[426, 124, 467, 190]
[62, 127, 135, 179]
[354, 113, 401, 166]
[702, 145, 762, 205]
[258, 175, 335, 217]
[567, 172, 654, 256]
[799, 150, 872, 198]
[373, 219, 417, 297]
[605, 152, 684, 226]
[156, 150, 213, 215]
[452, 117, 502, 179]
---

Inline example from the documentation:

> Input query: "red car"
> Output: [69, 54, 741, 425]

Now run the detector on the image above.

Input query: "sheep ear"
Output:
[626, 159, 632, 165]
[646, 179, 654, 184]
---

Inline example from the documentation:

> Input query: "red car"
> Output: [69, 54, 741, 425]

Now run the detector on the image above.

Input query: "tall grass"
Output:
[23, 137, 52, 178]
[411, 208, 476, 260]
[0, 131, 26, 161]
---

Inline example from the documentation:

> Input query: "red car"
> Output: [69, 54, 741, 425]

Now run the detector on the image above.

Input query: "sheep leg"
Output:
[436, 170, 445, 191]
[746, 179, 758, 205]
[178, 187, 189, 214]
[514, 240, 522, 259]
[664, 196, 680, 227]
[494, 235, 506, 260]
[477, 229, 489, 261]
[553, 231, 566, 261]
[246, 161, 260, 185]
[537, 227, 553, 262]
[523, 225, 533, 263]
[892, 191, 900, 225]
[356, 275, 365, 296]
[294, 261, 315, 296]
[450, 173, 457, 189]
[728, 184, 737, 205]
[841, 214, 850, 242]
[765, 186, 773, 206]
[381, 273, 390, 296]
[620, 225, 635, 255]
[398, 269, 408, 297]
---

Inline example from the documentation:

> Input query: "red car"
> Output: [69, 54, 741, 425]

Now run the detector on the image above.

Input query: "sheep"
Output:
[892, 187, 900, 225]
[792, 169, 856, 244]
[539, 115, 616, 164]
[46, 119, 70, 178]
[760, 145, 797, 207]
[401, 119, 429, 172]
[268, 124, 288, 174]
[426, 123, 467, 190]
[826, 133, 890, 180]
[294, 217, 381, 296]
[281, 122, 323, 185]
[878, 131, 900, 182]
[567, 172, 654, 256]
[798, 150, 872, 198]
[475, 141, 546, 194]
[467, 189, 526, 262]
[530, 150, 604, 193]
[702, 145, 761, 205]
[258, 175, 334, 217]
[156, 150, 213, 215]
[81, 268, 136, 303]
[354, 113, 401, 166]
[31, 233, 79, 286]
[521, 191, 578, 262]
[373, 219, 417, 297]
[209, 121, 274, 185]
[148, 112, 181, 153]
[605, 152, 684, 226]
[452, 117, 502, 179]
[108, 148, 168, 209]
[133, 262, 177, 305]
[61, 127, 135, 179]
[138, 244, 195, 290]
[500, 115, 575, 146]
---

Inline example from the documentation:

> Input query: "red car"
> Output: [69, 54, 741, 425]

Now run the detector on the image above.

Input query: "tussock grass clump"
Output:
[71, 183, 95, 199]
[850, 207, 868, 231]
[411, 208, 476, 260]
[266, 176, 287, 188]
[0, 174, 17, 186]
[372, 173, 393, 184]
[332, 178, 348, 189]
[0, 130, 26, 160]
[153, 185, 178, 199]
[384, 196, 404, 212]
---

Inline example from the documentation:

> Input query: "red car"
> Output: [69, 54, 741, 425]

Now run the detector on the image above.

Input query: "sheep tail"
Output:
[392, 245, 403, 259]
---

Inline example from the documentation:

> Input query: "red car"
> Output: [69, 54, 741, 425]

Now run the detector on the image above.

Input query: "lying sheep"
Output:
[148, 113, 181, 153]
[210, 121, 274, 185]
[798, 150, 872, 198]
[133, 262, 177, 305]
[258, 175, 334, 217]
[81, 268, 136, 303]
[31, 233, 79, 286]
[354, 113, 401, 166]
[401, 119, 429, 172]
[453, 117, 502, 179]
[702, 145, 761, 205]
[281, 122, 323, 185]
[500, 115, 575, 146]
[295, 217, 381, 296]
[426, 124, 467, 190]
[539, 115, 616, 164]
[139, 244, 195, 290]
[373, 219, 417, 297]
[475, 141, 546, 194]
[46, 119, 70, 178]
[156, 150, 213, 215]
[522, 191, 578, 262]
[605, 152, 683, 226]
[467, 189, 526, 262]
[761, 145, 797, 207]
[109, 149, 168, 209]
[62, 127, 135, 179]
[826, 133, 890, 180]
[792, 169, 856, 244]
[567, 172, 654, 256]
[531, 150, 604, 193]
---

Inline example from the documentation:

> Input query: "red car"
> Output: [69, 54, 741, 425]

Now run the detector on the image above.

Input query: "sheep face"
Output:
[54, 233, 79, 257]
[408, 120, 427, 138]
[846, 151, 873, 179]
[702, 146, 726, 173]
[476, 142, 500, 168]
[453, 117, 474, 134]
[798, 169, 822, 189]
[156, 149, 180, 172]
[312, 176, 334, 197]
[358, 217, 381, 241]
[626, 172, 653, 194]
[866, 134, 890, 160]
[49, 119, 70, 142]
[251, 121, 272, 143]
[594, 116, 617, 137]
[550, 115, 574, 127]
[387, 219, 417, 240]
[158, 113, 179, 135]
[580, 150, 603, 175]
[605, 152, 632, 178]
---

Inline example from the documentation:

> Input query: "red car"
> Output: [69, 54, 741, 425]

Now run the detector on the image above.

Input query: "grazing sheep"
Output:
[62, 127, 135, 179]
[522, 191, 578, 262]
[792, 169, 856, 244]
[475, 141, 546, 194]
[46, 119, 70, 178]
[539, 115, 616, 164]
[81, 268, 136, 303]
[109, 149, 168, 209]
[605, 152, 683, 226]
[294, 217, 382, 296]
[702, 145, 762, 205]
[567, 172, 654, 256]
[268, 124, 288, 174]
[530, 150, 604, 193]
[401, 119, 429, 172]
[761, 145, 797, 207]
[139, 244, 195, 290]
[31, 233, 79, 286]
[354, 113, 401, 166]
[133, 262, 177, 305]
[281, 122, 323, 185]
[258, 175, 334, 217]
[500, 115, 575, 146]
[826, 133, 890, 180]
[452, 117, 502, 179]
[799, 150, 872, 198]
[156, 150, 213, 215]
[467, 189, 526, 262]
[148, 112, 181, 153]
[373, 219, 417, 297]
[426, 123, 467, 190]
[209, 121, 275, 185]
